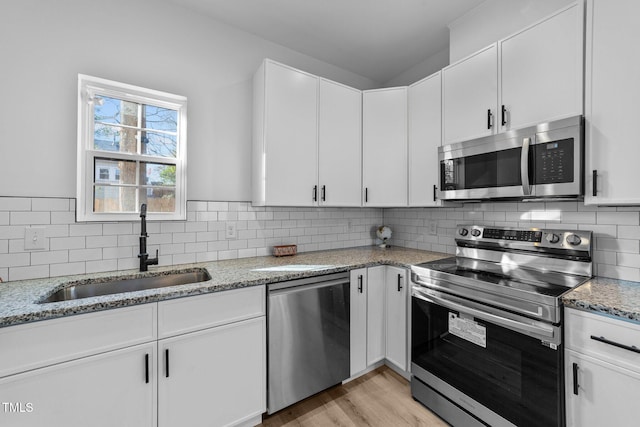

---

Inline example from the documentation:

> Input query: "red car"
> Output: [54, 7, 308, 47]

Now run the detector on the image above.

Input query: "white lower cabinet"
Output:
[157, 286, 266, 427]
[384, 266, 408, 372]
[564, 308, 640, 427]
[350, 265, 409, 377]
[0, 287, 266, 427]
[158, 317, 265, 427]
[0, 342, 157, 427]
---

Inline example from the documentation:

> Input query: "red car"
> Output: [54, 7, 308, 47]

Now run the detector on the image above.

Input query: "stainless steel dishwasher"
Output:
[267, 272, 350, 414]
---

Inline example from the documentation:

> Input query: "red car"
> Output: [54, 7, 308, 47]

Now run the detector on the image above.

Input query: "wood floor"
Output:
[260, 366, 448, 427]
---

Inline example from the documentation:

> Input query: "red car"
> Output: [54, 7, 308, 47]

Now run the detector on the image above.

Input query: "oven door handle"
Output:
[413, 287, 556, 340]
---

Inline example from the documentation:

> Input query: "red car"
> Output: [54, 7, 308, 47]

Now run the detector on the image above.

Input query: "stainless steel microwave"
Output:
[438, 115, 584, 201]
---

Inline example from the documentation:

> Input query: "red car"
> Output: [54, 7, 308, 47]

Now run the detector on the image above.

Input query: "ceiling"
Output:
[166, 0, 485, 84]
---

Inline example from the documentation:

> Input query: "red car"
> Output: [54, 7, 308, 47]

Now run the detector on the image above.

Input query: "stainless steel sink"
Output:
[39, 268, 211, 303]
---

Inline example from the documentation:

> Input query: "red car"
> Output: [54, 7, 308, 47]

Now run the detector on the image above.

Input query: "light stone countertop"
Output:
[4, 244, 639, 328]
[562, 277, 640, 323]
[0, 246, 449, 328]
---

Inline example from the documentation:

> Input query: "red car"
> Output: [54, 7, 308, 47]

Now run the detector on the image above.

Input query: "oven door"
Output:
[411, 287, 564, 427]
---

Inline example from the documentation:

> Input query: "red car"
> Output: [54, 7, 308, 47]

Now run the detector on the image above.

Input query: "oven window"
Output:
[411, 297, 562, 427]
[441, 147, 522, 191]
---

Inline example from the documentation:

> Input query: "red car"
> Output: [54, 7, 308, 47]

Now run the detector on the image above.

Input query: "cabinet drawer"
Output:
[158, 286, 265, 338]
[0, 304, 157, 378]
[565, 308, 640, 372]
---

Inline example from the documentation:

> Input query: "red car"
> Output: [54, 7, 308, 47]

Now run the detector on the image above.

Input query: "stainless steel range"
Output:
[410, 225, 592, 427]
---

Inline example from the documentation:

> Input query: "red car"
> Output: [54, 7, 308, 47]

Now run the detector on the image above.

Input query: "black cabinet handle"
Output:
[590, 335, 640, 354]
[592, 170, 598, 197]
[365, 188, 368, 203]
[433, 185, 437, 202]
[487, 109, 493, 129]
[313, 185, 318, 202]
[145, 353, 149, 384]
[572, 362, 579, 395]
[397, 274, 403, 292]
[165, 349, 170, 378]
[501, 105, 507, 126]
[321, 185, 326, 202]
[358, 275, 363, 293]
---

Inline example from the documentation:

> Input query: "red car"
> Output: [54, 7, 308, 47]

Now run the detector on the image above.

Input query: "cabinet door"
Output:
[350, 268, 368, 376]
[565, 350, 640, 427]
[319, 79, 362, 207]
[442, 44, 498, 144]
[0, 343, 156, 427]
[385, 266, 408, 372]
[366, 265, 386, 365]
[408, 72, 442, 207]
[500, 3, 583, 131]
[262, 61, 318, 206]
[362, 88, 408, 207]
[585, 0, 640, 205]
[158, 317, 265, 427]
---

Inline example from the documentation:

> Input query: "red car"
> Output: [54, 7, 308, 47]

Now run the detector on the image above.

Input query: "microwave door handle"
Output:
[521, 137, 532, 196]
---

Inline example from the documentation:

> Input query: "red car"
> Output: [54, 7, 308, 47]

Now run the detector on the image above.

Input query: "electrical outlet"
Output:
[225, 223, 237, 239]
[427, 221, 438, 236]
[24, 227, 46, 250]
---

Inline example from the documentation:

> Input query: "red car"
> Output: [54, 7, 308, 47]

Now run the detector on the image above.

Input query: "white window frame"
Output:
[77, 74, 187, 222]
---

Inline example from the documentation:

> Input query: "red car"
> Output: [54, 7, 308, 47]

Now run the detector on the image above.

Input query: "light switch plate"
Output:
[24, 227, 46, 250]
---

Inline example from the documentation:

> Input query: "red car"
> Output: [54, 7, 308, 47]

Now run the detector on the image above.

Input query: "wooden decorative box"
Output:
[273, 244, 297, 257]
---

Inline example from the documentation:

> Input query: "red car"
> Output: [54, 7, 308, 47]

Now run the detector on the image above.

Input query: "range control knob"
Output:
[546, 233, 561, 244]
[566, 234, 582, 246]
[458, 227, 469, 237]
[471, 229, 482, 237]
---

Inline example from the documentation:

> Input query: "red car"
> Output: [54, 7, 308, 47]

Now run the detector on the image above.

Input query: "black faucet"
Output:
[138, 204, 158, 272]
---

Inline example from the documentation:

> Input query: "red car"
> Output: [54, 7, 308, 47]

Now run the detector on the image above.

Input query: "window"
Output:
[77, 74, 187, 221]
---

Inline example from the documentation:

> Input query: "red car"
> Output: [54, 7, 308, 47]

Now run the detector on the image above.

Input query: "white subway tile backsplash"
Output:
[86, 235, 118, 249]
[50, 262, 85, 277]
[51, 211, 76, 224]
[9, 265, 49, 281]
[10, 211, 50, 225]
[31, 198, 70, 212]
[596, 237, 639, 253]
[103, 223, 133, 235]
[616, 252, 640, 268]
[69, 224, 103, 237]
[31, 250, 69, 266]
[50, 236, 85, 251]
[69, 248, 102, 262]
[0, 212, 9, 226]
[86, 259, 118, 274]
[597, 211, 639, 225]
[0, 198, 31, 212]
[0, 253, 30, 268]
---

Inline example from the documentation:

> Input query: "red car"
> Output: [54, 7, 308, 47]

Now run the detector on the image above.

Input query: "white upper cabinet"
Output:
[318, 79, 362, 207]
[362, 87, 408, 207]
[443, 3, 584, 145]
[499, 3, 584, 132]
[442, 44, 498, 145]
[408, 72, 442, 206]
[253, 59, 319, 206]
[585, 0, 640, 205]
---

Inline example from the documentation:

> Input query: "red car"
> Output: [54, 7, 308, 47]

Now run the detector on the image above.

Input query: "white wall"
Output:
[448, 0, 577, 63]
[0, 0, 378, 202]
[383, 47, 450, 87]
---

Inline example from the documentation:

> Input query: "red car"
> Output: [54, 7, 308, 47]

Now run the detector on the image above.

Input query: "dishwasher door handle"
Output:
[268, 278, 350, 296]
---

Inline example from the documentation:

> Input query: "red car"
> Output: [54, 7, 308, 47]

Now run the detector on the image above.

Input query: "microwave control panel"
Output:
[533, 138, 574, 184]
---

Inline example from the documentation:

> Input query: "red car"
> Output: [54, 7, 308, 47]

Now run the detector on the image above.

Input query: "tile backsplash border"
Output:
[2, 197, 640, 283]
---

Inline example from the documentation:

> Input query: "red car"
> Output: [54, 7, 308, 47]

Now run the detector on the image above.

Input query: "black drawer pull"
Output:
[313, 185, 318, 202]
[145, 353, 149, 384]
[592, 170, 598, 197]
[572, 362, 579, 395]
[487, 109, 493, 129]
[321, 185, 326, 202]
[365, 188, 368, 203]
[165, 349, 170, 378]
[358, 275, 363, 293]
[590, 335, 640, 354]
[397, 274, 403, 292]
[501, 105, 507, 126]
[433, 185, 437, 202]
